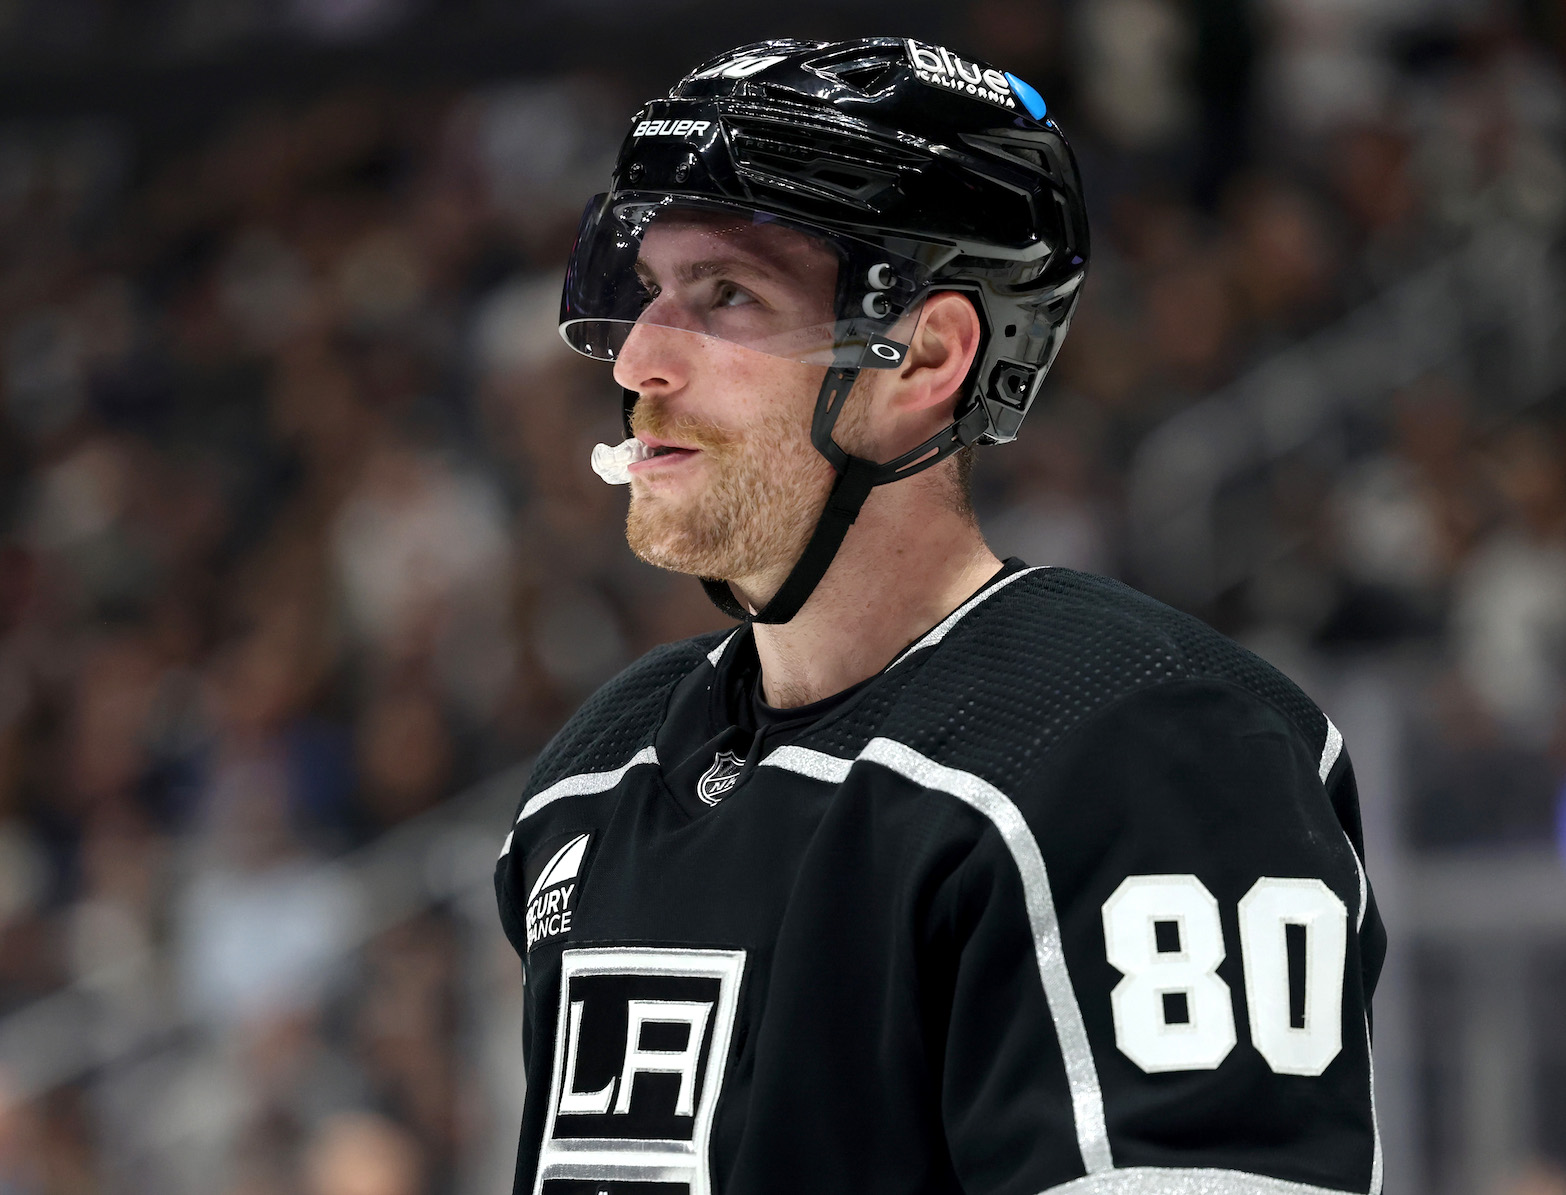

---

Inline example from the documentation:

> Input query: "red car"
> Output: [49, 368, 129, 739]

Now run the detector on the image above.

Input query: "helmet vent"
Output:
[726, 113, 917, 205]
[822, 58, 901, 95]
[805, 46, 905, 95]
[961, 133, 1051, 177]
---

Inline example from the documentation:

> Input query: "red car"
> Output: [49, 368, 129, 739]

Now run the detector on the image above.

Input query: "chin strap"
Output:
[699, 349, 986, 625]
[700, 450, 880, 623]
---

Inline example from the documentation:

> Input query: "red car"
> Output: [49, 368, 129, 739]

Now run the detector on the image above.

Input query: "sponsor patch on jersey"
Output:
[536, 946, 746, 1195]
[696, 750, 745, 806]
[523, 832, 592, 953]
[904, 39, 1028, 113]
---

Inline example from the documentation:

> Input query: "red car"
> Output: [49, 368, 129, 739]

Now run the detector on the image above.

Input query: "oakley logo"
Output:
[634, 119, 713, 138]
[869, 339, 906, 364]
[536, 947, 746, 1195]
[691, 53, 786, 81]
[905, 40, 1017, 110]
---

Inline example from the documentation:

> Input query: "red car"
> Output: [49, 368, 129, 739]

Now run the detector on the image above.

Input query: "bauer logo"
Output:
[535, 946, 746, 1195]
[905, 40, 1017, 111]
[524, 832, 591, 952]
[633, 118, 713, 139]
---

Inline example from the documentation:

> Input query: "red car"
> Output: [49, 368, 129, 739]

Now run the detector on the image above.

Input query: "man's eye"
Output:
[713, 281, 758, 308]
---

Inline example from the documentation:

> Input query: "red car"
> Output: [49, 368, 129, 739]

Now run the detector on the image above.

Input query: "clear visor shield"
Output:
[560, 193, 932, 368]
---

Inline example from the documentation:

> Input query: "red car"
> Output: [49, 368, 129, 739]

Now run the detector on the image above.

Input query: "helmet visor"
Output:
[560, 192, 932, 367]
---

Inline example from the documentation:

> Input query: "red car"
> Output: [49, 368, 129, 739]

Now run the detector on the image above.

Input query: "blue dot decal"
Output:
[1005, 72, 1048, 120]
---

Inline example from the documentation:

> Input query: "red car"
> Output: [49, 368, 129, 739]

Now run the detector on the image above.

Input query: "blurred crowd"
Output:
[0, 1, 1563, 1192]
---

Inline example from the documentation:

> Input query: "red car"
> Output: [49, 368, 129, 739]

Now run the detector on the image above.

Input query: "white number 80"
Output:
[1100, 874, 1347, 1076]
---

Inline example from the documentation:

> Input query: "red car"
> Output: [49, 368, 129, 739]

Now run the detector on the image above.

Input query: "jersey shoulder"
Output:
[880, 567, 1332, 791]
[522, 628, 731, 800]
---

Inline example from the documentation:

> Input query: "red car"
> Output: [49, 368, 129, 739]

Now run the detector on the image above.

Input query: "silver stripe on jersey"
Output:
[1366, 1023, 1383, 1194]
[1320, 718, 1367, 934]
[1318, 716, 1382, 1195]
[758, 745, 853, 784]
[499, 747, 660, 858]
[1318, 718, 1343, 783]
[856, 737, 1114, 1175]
[889, 565, 1048, 668]
[707, 629, 742, 668]
[1041, 1166, 1368, 1194]
[759, 735, 1112, 1173]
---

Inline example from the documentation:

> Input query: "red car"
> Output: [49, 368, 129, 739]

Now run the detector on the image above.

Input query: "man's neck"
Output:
[733, 486, 1003, 709]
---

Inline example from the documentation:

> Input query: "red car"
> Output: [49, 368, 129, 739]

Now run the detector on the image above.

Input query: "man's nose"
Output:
[611, 315, 696, 396]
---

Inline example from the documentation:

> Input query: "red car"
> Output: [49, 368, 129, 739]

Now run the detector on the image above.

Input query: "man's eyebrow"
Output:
[636, 255, 781, 286]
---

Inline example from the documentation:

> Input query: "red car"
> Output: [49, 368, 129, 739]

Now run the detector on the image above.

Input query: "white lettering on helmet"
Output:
[632, 119, 712, 139]
[903, 39, 1017, 110]
[691, 53, 786, 81]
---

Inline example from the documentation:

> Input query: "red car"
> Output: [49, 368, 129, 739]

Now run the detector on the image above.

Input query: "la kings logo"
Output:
[525, 833, 591, 952]
[696, 751, 744, 806]
[535, 946, 746, 1195]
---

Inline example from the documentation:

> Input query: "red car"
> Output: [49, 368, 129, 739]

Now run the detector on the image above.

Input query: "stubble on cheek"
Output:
[624, 402, 832, 582]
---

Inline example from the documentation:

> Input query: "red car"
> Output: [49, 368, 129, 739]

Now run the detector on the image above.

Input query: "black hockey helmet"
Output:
[560, 36, 1089, 622]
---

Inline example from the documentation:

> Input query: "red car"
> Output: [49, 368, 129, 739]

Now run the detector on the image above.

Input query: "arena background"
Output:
[0, 1, 1563, 1192]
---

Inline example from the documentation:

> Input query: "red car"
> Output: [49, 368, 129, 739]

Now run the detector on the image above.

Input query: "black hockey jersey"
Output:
[495, 566, 1386, 1195]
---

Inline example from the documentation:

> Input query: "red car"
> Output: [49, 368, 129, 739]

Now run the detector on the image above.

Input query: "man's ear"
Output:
[896, 291, 983, 418]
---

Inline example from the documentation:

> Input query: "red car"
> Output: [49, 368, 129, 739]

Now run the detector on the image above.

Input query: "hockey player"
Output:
[495, 37, 1385, 1195]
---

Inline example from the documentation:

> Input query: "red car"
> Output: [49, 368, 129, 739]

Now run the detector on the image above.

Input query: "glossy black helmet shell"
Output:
[597, 36, 1089, 444]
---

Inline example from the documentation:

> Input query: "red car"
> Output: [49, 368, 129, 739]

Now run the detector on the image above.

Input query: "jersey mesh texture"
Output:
[517, 570, 1329, 809]
[523, 632, 727, 797]
[795, 569, 1329, 794]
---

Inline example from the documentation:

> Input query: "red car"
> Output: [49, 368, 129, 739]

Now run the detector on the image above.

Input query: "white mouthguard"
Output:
[590, 437, 652, 485]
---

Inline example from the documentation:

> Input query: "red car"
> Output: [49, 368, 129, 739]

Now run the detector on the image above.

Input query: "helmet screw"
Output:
[627, 162, 644, 182]
[673, 155, 695, 183]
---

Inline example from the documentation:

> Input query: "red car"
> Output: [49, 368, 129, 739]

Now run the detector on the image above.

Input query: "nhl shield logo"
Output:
[696, 750, 745, 806]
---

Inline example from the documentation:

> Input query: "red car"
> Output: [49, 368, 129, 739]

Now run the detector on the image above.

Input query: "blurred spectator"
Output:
[0, 1070, 39, 1194]
[175, 763, 359, 1024]
[331, 437, 516, 721]
[303, 1111, 424, 1195]
[1451, 423, 1566, 747]
[981, 419, 1117, 575]
[1074, 0, 1194, 155]
[355, 684, 454, 829]
[1223, 173, 1338, 333]
[1491, 1161, 1566, 1195]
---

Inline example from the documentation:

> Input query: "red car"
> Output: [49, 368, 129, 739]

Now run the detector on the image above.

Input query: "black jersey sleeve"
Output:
[934, 677, 1382, 1194]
